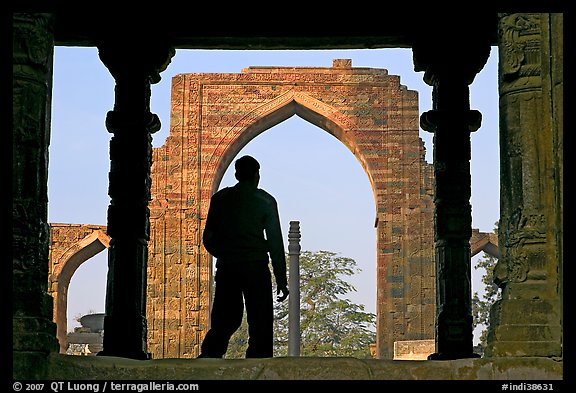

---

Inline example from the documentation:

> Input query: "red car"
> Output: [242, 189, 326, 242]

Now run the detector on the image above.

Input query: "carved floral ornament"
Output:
[499, 13, 541, 80]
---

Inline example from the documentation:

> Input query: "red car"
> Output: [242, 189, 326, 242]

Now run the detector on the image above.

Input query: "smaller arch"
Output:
[470, 229, 500, 259]
[53, 230, 110, 353]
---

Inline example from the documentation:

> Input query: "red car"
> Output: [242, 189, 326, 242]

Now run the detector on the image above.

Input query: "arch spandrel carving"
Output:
[202, 91, 357, 196]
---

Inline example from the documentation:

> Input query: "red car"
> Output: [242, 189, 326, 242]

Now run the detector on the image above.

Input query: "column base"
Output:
[13, 315, 59, 353]
[100, 314, 150, 360]
[428, 352, 481, 360]
[485, 298, 562, 357]
[13, 351, 52, 379]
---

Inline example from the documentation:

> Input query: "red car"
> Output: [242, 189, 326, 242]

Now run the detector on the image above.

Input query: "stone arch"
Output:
[48, 225, 110, 353]
[149, 60, 436, 359]
[470, 229, 500, 259]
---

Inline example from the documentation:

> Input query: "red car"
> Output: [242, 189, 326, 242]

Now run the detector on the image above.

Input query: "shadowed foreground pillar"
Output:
[97, 41, 174, 359]
[485, 13, 563, 358]
[413, 30, 490, 360]
[12, 12, 59, 379]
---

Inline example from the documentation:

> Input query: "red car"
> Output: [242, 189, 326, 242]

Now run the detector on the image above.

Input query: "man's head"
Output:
[234, 155, 260, 184]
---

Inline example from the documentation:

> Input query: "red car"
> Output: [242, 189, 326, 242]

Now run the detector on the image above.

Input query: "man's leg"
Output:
[244, 265, 274, 358]
[199, 267, 244, 358]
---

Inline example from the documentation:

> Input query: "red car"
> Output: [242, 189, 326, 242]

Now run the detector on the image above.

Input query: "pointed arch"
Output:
[207, 91, 371, 197]
[149, 63, 434, 359]
[470, 230, 500, 259]
[52, 230, 110, 353]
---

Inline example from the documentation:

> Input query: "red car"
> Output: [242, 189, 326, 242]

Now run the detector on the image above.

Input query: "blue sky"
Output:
[49, 46, 500, 340]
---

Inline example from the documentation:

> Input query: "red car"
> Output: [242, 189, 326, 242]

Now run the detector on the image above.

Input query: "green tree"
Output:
[471, 222, 501, 348]
[226, 250, 376, 358]
[226, 315, 249, 359]
[274, 250, 375, 358]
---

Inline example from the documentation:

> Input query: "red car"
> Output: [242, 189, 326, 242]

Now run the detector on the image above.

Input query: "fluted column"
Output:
[97, 41, 174, 359]
[12, 13, 59, 379]
[413, 33, 490, 360]
[288, 221, 301, 356]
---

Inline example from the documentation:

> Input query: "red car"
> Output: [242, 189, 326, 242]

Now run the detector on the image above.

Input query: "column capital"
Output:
[412, 21, 492, 87]
[99, 40, 175, 116]
[98, 40, 175, 84]
[413, 46, 491, 87]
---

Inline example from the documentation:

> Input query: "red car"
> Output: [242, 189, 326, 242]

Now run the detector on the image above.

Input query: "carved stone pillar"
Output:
[414, 34, 490, 360]
[97, 41, 174, 359]
[12, 13, 59, 379]
[485, 13, 563, 357]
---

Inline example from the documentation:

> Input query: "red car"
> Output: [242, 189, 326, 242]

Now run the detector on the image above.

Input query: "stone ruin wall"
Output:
[147, 59, 435, 359]
[48, 223, 109, 353]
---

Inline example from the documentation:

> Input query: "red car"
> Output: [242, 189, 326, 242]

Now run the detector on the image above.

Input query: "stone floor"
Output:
[46, 353, 562, 381]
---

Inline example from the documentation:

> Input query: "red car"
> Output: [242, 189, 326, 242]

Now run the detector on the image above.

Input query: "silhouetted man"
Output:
[198, 155, 289, 358]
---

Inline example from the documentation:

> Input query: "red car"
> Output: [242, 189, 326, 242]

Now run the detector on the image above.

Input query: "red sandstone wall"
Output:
[147, 59, 435, 359]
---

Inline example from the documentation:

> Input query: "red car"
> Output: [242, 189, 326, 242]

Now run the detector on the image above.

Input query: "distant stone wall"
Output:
[48, 223, 109, 353]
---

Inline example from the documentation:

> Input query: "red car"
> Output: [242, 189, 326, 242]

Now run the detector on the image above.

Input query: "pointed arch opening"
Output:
[52, 230, 109, 353]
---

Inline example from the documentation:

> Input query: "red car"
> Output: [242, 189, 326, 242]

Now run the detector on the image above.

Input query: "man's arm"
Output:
[265, 197, 288, 300]
[202, 195, 222, 258]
